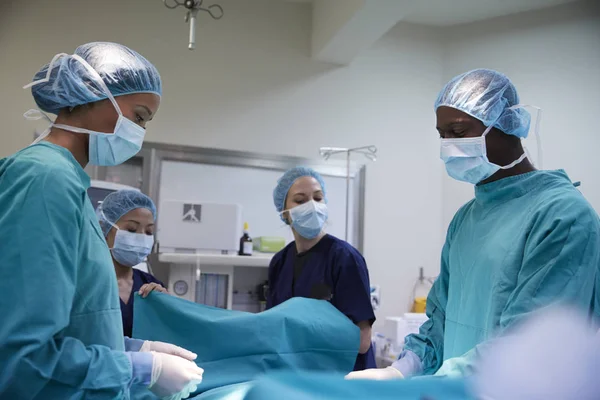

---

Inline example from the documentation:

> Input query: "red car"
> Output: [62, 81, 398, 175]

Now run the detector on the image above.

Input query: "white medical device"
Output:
[384, 314, 429, 350]
[157, 200, 242, 254]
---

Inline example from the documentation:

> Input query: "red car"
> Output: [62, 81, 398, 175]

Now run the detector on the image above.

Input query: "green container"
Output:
[253, 236, 286, 253]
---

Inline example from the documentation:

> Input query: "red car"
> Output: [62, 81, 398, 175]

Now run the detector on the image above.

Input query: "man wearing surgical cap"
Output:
[347, 69, 600, 380]
[0, 43, 203, 399]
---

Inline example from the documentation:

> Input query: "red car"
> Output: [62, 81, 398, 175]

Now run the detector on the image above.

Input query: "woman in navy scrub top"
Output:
[267, 167, 376, 371]
[98, 189, 168, 338]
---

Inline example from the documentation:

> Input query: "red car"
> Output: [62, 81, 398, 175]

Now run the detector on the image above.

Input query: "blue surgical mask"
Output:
[99, 209, 154, 267]
[111, 229, 154, 267]
[440, 105, 529, 184]
[53, 114, 145, 167]
[287, 200, 328, 240]
[24, 53, 145, 166]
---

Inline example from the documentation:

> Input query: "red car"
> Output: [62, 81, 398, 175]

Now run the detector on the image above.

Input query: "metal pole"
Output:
[345, 150, 350, 242]
[319, 145, 376, 244]
[188, 10, 198, 50]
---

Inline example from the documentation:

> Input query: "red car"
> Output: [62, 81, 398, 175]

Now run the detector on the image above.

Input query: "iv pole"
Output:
[163, 0, 224, 50]
[319, 146, 377, 242]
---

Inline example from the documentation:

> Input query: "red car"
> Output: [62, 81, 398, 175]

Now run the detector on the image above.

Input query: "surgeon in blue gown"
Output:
[347, 68, 600, 380]
[98, 189, 169, 338]
[0, 42, 202, 399]
[267, 167, 376, 371]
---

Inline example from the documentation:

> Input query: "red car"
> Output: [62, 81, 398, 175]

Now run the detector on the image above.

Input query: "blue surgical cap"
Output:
[98, 190, 157, 236]
[435, 69, 531, 138]
[273, 167, 327, 219]
[29, 42, 162, 115]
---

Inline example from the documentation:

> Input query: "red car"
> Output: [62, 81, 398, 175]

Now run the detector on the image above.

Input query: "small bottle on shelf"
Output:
[239, 222, 253, 256]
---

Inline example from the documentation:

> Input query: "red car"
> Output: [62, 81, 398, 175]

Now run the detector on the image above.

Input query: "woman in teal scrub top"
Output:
[0, 42, 202, 399]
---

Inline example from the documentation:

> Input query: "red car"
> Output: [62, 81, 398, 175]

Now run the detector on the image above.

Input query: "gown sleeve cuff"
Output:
[391, 350, 423, 377]
[126, 351, 153, 387]
[124, 337, 146, 352]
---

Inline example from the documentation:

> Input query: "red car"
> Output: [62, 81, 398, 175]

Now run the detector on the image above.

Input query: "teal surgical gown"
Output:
[0, 143, 133, 398]
[403, 170, 600, 376]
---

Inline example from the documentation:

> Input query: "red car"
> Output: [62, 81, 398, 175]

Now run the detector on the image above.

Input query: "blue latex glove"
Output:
[392, 350, 423, 377]
[127, 351, 154, 387]
[125, 337, 145, 352]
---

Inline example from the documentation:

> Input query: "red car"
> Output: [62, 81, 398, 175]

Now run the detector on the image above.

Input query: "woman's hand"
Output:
[139, 282, 168, 298]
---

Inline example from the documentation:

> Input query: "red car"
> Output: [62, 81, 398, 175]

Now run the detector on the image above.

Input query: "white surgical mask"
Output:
[440, 104, 541, 185]
[24, 53, 146, 166]
[283, 200, 328, 240]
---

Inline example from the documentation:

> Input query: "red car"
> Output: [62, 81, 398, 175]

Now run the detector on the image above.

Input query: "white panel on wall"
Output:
[158, 161, 356, 247]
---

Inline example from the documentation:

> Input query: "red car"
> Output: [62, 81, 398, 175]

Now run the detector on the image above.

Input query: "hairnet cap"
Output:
[98, 189, 157, 236]
[30, 42, 162, 115]
[274, 167, 327, 219]
[435, 69, 531, 138]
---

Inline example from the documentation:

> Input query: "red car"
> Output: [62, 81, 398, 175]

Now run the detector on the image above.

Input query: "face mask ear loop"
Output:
[24, 109, 56, 146]
[481, 124, 494, 137]
[509, 104, 543, 169]
[98, 207, 121, 250]
[280, 200, 316, 219]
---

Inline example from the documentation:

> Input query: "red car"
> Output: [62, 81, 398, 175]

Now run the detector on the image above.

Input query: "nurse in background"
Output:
[266, 167, 376, 371]
[98, 189, 169, 338]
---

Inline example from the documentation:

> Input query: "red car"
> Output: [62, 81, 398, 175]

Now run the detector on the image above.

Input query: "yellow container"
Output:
[411, 297, 427, 313]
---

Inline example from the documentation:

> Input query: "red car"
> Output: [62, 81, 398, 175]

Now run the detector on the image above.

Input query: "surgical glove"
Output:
[149, 351, 204, 400]
[345, 367, 404, 381]
[139, 282, 169, 298]
[141, 340, 198, 361]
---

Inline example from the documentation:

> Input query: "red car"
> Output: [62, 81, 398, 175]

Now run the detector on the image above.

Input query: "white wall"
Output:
[440, 1, 600, 231]
[0, 0, 444, 326]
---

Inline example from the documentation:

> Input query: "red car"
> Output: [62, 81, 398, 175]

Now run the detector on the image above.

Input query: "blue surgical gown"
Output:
[396, 170, 600, 377]
[121, 268, 164, 338]
[267, 234, 376, 370]
[0, 143, 133, 398]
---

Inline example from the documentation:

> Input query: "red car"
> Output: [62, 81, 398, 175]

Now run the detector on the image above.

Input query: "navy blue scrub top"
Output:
[120, 268, 164, 338]
[266, 234, 376, 371]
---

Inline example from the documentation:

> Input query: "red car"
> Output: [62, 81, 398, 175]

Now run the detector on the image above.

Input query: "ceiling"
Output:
[284, 0, 580, 26]
[281, 0, 584, 65]
[401, 0, 580, 26]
